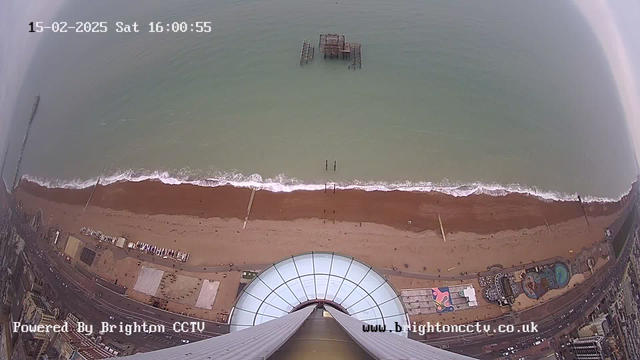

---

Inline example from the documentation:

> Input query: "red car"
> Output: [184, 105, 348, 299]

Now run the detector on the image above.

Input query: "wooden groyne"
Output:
[12, 95, 40, 190]
[300, 39, 315, 66]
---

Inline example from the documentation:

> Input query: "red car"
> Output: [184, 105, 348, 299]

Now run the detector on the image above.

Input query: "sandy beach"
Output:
[11, 179, 633, 324]
[14, 179, 629, 273]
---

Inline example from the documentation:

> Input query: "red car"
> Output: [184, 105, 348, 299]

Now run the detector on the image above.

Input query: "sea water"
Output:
[3, 0, 637, 200]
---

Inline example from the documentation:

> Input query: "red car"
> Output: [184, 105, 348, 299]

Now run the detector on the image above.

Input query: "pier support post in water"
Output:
[438, 212, 447, 242]
[334, 160, 336, 171]
[326, 160, 328, 171]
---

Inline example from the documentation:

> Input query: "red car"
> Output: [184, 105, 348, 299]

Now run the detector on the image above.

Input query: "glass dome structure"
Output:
[229, 252, 410, 337]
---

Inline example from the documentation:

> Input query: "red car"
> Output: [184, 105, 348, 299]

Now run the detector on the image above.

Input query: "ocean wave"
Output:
[19, 171, 627, 203]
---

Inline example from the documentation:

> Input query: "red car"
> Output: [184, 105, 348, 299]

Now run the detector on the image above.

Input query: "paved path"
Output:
[81, 234, 569, 283]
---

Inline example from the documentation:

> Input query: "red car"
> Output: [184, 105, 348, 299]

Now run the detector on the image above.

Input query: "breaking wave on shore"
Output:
[20, 170, 627, 203]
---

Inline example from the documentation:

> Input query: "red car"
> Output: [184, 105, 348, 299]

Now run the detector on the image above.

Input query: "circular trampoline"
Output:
[229, 252, 410, 336]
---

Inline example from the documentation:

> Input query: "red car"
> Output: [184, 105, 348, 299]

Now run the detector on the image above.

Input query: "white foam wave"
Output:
[20, 171, 627, 203]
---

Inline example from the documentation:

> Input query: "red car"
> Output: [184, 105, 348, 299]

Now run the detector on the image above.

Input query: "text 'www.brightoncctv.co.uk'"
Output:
[363, 322, 539, 336]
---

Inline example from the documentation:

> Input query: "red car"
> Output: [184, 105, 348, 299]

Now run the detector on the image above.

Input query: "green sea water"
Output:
[4, 0, 637, 199]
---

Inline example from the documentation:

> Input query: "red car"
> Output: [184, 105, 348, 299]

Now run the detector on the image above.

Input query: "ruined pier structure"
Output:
[319, 33, 362, 69]
[299, 39, 315, 66]
[299, 34, 362, 69]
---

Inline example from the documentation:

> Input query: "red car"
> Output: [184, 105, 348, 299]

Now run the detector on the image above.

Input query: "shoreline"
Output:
[14, 178, 636, 234]
[21, 172, 631, 203]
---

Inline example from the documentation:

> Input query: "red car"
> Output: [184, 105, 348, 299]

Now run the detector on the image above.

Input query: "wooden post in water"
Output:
[334, 160, 336, 171]
[326, 160, 328, 171]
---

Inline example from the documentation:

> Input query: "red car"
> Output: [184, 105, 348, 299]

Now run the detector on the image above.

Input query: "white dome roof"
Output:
[229, 252, 410, 337]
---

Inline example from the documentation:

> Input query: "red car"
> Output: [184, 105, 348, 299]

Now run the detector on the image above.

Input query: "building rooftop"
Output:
[28, 293, 52, 316]
[229, 252, 409, 336]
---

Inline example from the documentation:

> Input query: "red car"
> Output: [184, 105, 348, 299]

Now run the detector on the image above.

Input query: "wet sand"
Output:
[14, 179, 632, 234]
